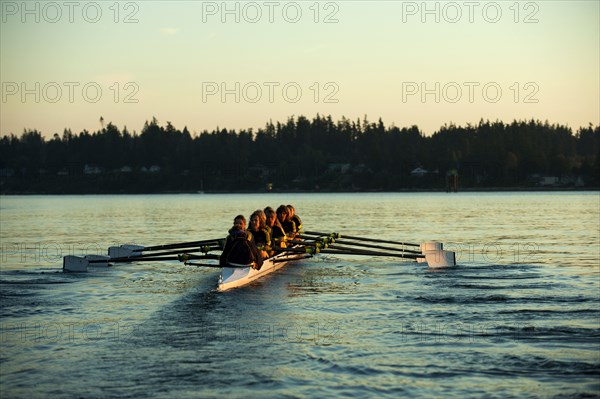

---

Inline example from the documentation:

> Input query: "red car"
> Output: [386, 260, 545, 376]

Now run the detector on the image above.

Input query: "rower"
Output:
[248, 210, 271, 259]
[219, 215, 264, 270]
[264, 206, 286, 248]
[287, 204, 302, 232]
[277, 204, 296, 237]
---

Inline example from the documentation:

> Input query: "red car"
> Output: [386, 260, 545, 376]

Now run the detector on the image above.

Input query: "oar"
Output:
[177, 253, 220, 262]
[334, 239, 421, 254]
[108, 239, 225, 258]
[108, 238, 225, 258]
[63, 253, 211, 272]
[110, 246, 221, 260]
[184, 262, 223, 268]
[320, 242, 419, 255]
[317, 247, 455, 267]
[94, 253, 219, 264]
[183, 262, 270, 268]
[288, 238, 420, 255]
[283, 240, 418, 257]
[295, 235, 421, 254]
[139, 238, 224, 252]
[303, 231, 420, 247]
[272, 254, 314, 263]
[273, 246, 320, 255]
[290, 238, 454, 266]
[319, 248, 420, 260]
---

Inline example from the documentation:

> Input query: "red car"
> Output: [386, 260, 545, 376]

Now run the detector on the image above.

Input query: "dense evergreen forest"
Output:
[1, 115, 598, 193]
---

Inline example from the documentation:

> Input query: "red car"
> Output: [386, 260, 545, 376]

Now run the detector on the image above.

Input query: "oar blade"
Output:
[108, 245, 145, 258]
[63, 255, 89, 272]
[423, 250, 456, 268]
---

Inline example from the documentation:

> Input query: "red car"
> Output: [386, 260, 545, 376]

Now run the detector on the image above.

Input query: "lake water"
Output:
[1, 193, 599, 398]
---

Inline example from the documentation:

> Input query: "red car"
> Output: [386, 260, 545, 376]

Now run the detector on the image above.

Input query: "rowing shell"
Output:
[218, 247, 303, 292]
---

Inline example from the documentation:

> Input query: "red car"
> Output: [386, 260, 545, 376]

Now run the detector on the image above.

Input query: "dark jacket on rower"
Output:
[269, 222, 286, 246]
[250, 227, 271, 250]
[280, 220, 296, 235]
[219, 229, 264, 269]
[291, 214, 302, 231]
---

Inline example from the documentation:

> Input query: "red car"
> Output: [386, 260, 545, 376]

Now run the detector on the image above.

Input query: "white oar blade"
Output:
[108, 244, 144, 258]
[63, 255, 89, 272]
[424, 250, 456, 268]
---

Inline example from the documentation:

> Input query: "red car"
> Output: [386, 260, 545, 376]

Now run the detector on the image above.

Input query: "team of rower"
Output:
[219, 205, 303, 270]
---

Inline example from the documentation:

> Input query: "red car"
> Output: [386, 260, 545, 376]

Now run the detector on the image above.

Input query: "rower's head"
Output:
[264, 207, 276, 226]
[276, 205, 288, 223]
[287, 204, 295, 217]
[250, 210, 266, 229]
[233, 215, 246, 231]
[249, 212, 260, 231]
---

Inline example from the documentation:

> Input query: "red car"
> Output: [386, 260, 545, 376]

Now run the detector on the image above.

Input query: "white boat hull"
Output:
[218, 249, 302, 291]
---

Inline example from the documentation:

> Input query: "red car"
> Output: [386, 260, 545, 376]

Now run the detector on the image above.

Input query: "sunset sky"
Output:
[1, 0, 598, 137]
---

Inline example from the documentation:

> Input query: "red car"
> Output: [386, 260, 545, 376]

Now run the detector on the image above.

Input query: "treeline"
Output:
[0, 115, 598, 193]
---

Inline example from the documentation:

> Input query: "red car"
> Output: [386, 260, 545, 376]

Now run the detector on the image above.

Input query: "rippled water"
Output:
[1, 193, 599, 398]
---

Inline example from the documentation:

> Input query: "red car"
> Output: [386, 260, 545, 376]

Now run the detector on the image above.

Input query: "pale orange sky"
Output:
[1, 1, 598, 137]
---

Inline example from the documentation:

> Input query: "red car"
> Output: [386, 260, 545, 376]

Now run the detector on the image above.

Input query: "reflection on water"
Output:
[0, 193, 598, 398]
